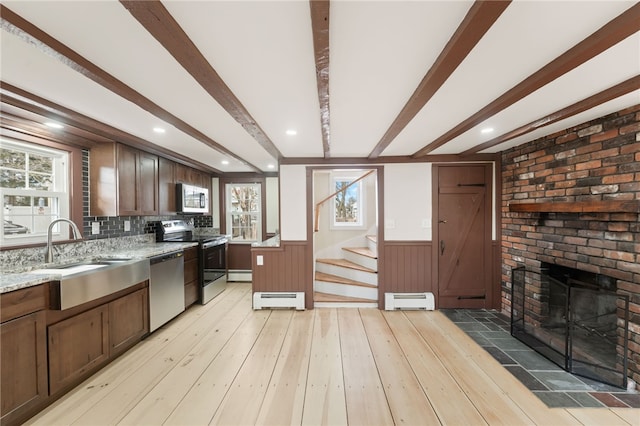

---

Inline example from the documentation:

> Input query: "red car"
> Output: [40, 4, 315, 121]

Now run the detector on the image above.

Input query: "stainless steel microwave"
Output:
[176, 183, 209, 214]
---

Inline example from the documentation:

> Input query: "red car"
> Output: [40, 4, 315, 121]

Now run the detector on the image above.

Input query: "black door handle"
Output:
[440, 240, 445, 256]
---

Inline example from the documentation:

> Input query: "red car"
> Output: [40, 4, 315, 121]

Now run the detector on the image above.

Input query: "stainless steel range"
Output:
[153, 220, 229, 304]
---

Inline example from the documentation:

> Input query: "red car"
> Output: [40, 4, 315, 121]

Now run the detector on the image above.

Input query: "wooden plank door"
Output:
[434, 164, 492, 308]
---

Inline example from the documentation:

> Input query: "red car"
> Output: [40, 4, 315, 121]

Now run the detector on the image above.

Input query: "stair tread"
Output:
[316, 258, 377, 273]
[314, 291, 376, 303]
[366, 235, 377, 243]
[342, 246, 377, 259]
[315, 272, 377, 288]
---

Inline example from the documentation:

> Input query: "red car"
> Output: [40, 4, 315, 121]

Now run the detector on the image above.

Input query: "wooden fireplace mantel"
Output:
[508, 200, 640, 213]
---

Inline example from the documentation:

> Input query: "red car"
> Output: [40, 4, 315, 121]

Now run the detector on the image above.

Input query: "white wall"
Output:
[211, 177, 220, 228]
[278, 162, 496, 243]
[279, 165, 307, 240]
[266, 177, 279, 234]
[384, 163, 432, 240]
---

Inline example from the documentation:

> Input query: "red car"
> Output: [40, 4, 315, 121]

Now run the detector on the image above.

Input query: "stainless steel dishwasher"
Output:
[149, 250, 185, 332]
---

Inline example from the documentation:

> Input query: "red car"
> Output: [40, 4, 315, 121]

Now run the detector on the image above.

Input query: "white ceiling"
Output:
[1, 0, 639, 173]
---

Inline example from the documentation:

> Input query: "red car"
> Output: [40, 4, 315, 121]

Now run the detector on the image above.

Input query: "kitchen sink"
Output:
[33, 257, 150, 310]
[33, 262, 109, 276]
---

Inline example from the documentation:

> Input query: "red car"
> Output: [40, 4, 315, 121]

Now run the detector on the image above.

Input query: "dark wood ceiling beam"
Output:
[413, 2, 640, 157]
[310, 0, 331, 158]
[279, 152, 497, 165]
[120, 0, 283, 162]
[462, 75, 640, 155]
[0, 82, 223, 174]
[0, 4, 261, 173]
[367, 0, 511, 159]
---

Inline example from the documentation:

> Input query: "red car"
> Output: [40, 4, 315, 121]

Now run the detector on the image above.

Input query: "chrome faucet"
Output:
[45, 218, 82, 263]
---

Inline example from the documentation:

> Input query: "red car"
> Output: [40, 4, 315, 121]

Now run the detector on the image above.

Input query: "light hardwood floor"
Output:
[27, 283, 638, 425]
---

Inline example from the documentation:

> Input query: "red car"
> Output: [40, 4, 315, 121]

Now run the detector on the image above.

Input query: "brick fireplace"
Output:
[501, 104, 640, 388]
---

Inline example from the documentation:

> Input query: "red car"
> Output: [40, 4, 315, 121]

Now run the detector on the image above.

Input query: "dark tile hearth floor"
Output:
[441, 309, 640, 408]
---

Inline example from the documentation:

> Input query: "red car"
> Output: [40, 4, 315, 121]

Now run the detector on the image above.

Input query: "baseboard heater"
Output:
[253, 292, 305, 310]
[384, 292, 435, 311]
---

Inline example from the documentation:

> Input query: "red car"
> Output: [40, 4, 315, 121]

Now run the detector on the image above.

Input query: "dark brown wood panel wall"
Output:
[227, 244, 252, 272]
[379, 241, 433, 306]
[251, 241, 311, 307]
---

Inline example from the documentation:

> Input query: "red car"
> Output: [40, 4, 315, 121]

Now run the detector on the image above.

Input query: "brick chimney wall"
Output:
[501, 104, 640, 386]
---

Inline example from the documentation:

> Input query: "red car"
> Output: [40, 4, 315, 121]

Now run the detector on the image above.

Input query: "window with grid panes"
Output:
[0, 139, 70, 245]
[226, 183, 261, 242]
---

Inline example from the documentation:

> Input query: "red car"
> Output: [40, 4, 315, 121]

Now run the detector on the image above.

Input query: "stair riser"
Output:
[316, 263, 378, 285]
[314, 281, 378, 300]
[367, 237, 377, 255]
[343, 250, 377, 271]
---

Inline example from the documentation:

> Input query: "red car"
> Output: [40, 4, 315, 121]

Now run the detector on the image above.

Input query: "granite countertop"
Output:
[251, 235, 280, 248]
[0, 242, 197, 294]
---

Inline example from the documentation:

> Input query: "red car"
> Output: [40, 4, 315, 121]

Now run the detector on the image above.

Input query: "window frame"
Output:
[222, 178, 266, 244]
[330, 172, 365, 230]
[0, 131, 83, 249]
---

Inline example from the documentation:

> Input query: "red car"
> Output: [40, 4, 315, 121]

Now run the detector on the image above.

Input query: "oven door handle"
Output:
[202, 240, 228, 249]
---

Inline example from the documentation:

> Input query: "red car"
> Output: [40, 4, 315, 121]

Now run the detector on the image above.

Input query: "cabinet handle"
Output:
[440, 240, 445, 256]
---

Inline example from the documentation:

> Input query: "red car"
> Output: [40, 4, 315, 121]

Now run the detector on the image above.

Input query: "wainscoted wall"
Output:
[251, 241, 311, 307]
[379, 241, 501, 309]
[501, 105, 640, 386]
[379, 241, 433, 306]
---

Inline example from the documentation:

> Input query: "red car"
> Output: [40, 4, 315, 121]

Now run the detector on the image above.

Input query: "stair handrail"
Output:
[314, 170, 375, 232]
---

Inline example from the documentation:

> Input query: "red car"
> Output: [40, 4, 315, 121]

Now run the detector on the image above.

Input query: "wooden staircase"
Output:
[314, 235, 378, 307]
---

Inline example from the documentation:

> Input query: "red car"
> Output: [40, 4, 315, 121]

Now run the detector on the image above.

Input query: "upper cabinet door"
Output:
[137, 151, 158, 215]
[158, 157, 176, 215]
[116, 144, 139, 215]
[91, 142, 158, 216]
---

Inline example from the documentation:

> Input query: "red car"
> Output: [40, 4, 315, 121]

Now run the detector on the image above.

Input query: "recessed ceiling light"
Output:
[285, 129, 297, 136]
[45, 122, 63, 129]
[221, 160, 230, 165]
[153, 127, 166, 133]
[267, 164, 275, 169]
[481, 127, 494, 134]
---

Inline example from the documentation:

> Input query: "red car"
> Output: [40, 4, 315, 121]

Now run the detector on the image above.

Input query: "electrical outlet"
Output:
[91, 222, 100, 235]
[256, 255, 264, 266]
[421, 219, 430, 228]
[124, 220, 131, 232]
[385, 219, 395, 229]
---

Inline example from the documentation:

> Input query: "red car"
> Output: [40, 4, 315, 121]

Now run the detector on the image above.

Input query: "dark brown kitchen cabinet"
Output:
[184, 246, 199, 307]
[134, 149, 159, 215]
[90, 142, 158, 216]
[0, 285, 49, 426]
[47, 286, 149, 396]
[48, 304, 109, 395]
[158, 156, 176, 215]
[1, 312, 48, 425]
[109, 288, 148, 357]
[1, 280, 149, 425]
[175, 163, 211, 191]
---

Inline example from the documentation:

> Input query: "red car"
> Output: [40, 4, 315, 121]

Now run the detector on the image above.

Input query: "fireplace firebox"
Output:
[511, 264, 630, 388]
